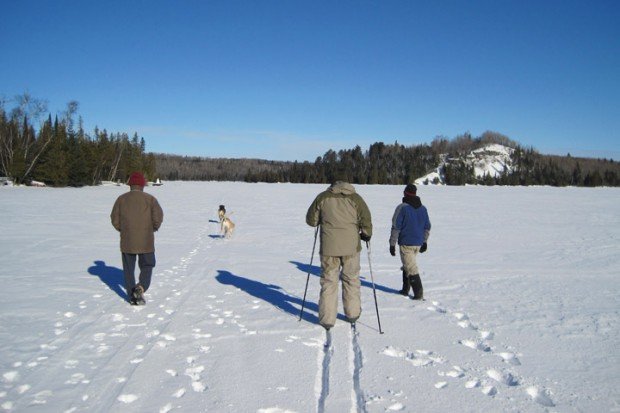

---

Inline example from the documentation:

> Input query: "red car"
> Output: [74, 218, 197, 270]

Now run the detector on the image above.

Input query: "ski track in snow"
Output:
[2, 236, 556, 413]
[2, 222, 220, 412]
[376, 298, 555, 410]
[314, 325, 367, 413]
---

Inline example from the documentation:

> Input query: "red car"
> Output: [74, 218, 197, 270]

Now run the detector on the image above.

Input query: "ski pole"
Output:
[366, 241, 384, 334]
[299, 226, 319, 321]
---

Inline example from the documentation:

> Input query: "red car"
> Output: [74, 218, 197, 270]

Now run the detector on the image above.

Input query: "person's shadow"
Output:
[216, 270, 350, 324]
[289, 261, 400, 295]
[87, 261, 127, 301]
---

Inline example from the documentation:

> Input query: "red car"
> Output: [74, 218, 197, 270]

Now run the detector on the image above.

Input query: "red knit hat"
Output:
[127, 172, 146, 187]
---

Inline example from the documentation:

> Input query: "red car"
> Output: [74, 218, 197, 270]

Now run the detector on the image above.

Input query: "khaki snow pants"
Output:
[318, 253, 361, 329]
[400, 245, 420, 276]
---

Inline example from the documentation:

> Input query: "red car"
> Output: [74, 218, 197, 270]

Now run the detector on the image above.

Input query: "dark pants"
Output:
[121, 252, 156, 297]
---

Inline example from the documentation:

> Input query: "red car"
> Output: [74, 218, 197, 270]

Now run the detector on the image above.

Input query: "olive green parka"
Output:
[305, 181, 372, 257]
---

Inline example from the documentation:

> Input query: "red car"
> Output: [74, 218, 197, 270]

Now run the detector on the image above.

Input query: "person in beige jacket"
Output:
[111, 172, 164, 305]
[306, 181, 372, 330]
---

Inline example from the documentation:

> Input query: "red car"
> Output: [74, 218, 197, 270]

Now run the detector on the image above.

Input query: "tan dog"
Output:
[218, 205, 226, 223]
[221, 216, 235, 238]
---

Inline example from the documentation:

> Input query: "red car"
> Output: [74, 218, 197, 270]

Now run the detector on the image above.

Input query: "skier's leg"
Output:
[341, 253, 361, 323]
[319, 256, 340, 329]
[121, 253, 137, 301]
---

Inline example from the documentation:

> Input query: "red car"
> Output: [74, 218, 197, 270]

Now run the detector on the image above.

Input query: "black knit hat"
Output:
[404, 183, 417, 196]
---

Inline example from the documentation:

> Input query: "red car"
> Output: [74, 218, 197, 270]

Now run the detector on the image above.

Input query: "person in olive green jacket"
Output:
[306, 181, 372, 330]
[111, 172, 164, 305]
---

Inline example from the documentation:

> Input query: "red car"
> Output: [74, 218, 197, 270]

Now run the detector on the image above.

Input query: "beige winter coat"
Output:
[306, 182, 372, 257]
[111, 188, 164, 254]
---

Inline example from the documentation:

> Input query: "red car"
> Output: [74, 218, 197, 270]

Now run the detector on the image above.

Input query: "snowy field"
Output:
[0, 182, 618, 413]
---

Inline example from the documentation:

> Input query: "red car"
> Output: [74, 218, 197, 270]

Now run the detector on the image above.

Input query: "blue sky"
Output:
[2, 0, 619, 161]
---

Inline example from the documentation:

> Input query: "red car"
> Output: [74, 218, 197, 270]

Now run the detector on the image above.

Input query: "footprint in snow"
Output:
[457, 320, 475, 329]
[381, 346, 437, 366]
[185, 366, 205, 381]
[407, 351, 436, 366]
[93, 333, 106, 342]
[117, 394, 138, 403]
[427, 305, 447, 314]
[459, 339, 491, 352]
[65, 373, 86, 385]
[453, 312, 468, 321]
[29, 389, 53, 405]
[191, 381, 207, 392]
[2, 371, 19, 383]
[526, 386, 555, 407]
[498, 352, 521, 365]
[479, 330, 494, 340]
[486, 369, 518, 386]
[172, 388, 186, 398]
[481, 385, 497, 396]
[160, 402, 173, 413]
[465, 379, 481, 389]
[381, 346, 408, 358]
[386, 402, 405, 411]
[161, 334, 176, 341]
[443, 367, 465, 378]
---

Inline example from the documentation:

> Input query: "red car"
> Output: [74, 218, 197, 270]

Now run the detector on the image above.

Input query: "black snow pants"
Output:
[121, 252, 156, 297]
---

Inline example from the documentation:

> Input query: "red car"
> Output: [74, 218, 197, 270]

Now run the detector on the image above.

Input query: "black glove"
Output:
[419, 242, 427, 253]
[389, 245, 396, 256]
[360, 233, 371, 242]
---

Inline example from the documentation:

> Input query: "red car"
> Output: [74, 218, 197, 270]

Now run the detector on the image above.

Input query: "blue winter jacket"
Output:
[389, 197, 431, 247]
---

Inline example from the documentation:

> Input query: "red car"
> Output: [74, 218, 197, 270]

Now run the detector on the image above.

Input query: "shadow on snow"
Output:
[215, 270, 351, 325]
[87, 260, 127, 301]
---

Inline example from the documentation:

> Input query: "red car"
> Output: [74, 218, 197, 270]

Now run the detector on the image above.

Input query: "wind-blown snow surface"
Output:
[1, 182, 618, 412]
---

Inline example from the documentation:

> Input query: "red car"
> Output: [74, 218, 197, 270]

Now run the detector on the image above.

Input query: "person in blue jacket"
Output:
[389, 184, 431, 299]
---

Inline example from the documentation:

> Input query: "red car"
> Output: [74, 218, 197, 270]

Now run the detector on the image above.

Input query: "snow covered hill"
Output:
[0, 182, 618, 412]
[416, 144, 515, 185]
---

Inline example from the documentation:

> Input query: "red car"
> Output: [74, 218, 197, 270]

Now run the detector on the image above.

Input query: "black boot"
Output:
[132, 284, 146, 305]
[409, 274, 424, 300]
[398, 270, 410, 296]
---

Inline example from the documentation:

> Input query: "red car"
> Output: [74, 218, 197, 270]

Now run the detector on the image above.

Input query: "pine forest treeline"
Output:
[155, 131, 620, 187]
[2, 94, 618, 187]
[0, 94, 154, 186]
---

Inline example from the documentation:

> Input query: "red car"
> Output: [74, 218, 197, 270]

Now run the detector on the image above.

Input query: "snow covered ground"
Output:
[0, 182, 618, 413]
